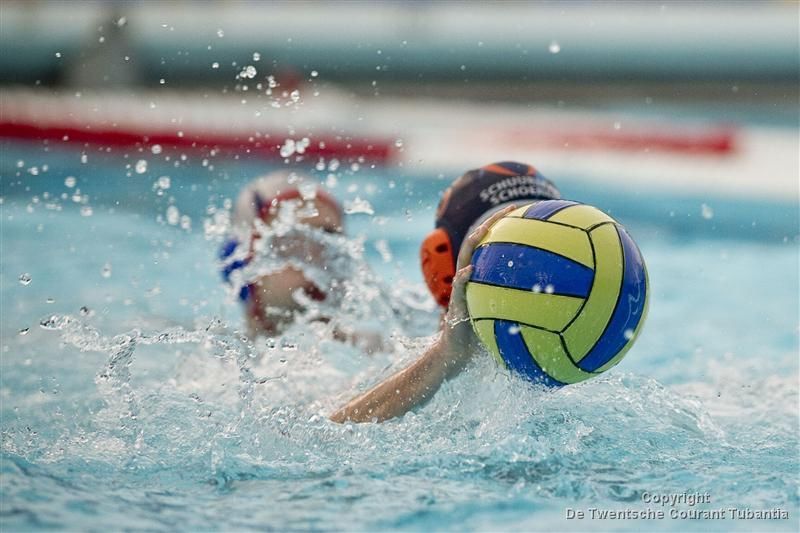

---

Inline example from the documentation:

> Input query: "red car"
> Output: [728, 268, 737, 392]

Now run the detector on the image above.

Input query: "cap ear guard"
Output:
[420, 228, 456, 308]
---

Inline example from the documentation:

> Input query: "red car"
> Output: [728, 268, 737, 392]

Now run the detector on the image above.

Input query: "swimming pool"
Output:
[1, 131, 798, 531]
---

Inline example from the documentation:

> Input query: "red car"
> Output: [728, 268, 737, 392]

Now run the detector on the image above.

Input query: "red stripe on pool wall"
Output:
[0, 121, 395, 163]
[498, 127, 737, 155]
[0, 119, 736, 159]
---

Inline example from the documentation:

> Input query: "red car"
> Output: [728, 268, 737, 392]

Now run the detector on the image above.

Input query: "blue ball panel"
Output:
[472, 243, 594, 298]
[523, 200, 580, 220]
[494, 319, 565, 387]
[577, 226, 648, 372]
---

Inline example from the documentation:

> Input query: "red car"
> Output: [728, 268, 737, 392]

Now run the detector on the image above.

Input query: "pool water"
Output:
[1, 140, 798, 531]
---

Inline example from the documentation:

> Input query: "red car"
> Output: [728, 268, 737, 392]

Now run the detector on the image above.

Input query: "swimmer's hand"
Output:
[330, 205, 516, 423]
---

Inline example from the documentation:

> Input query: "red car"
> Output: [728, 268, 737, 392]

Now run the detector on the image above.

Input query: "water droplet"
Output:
[544, 284, 554, 294]
[217, 29, 225, 38]
[156, 176, 171, 189]
[64, 176, 76, 188]
[55, 52, 62, 58]
[394, 139, 404, 148]
[374, 239, 392, 262]
[532, 284, 542, 293]
[343, 197, 375, 216]
[623, 328, 635, 340]
[46, 297, 55, 304]
[701, 203, 714, 220]
[19, 328, 29, 336]
[80, 153, 88, 164]
[101, 263, 112, 278]
[166, 205, 180, 225]
[79, 306, 91, 316]
[613, 121, 622, 130]
[116, 16, 127, 27]
[507, 260, 514, 267]
[241, 65, 257, 79]
[80, 206, 93, 217]
[548, 40, 561, 54]
[310, 70, 319, 77]
[281, 338, 298, 351]
[159, 78, 166, 85]
[19, 273, 32, 286]
[279, 139, 296, 158]
[211, 62, 219, 69]
[135, 160, 148, 174]
[252, 52, 261, 61]
[295, 137, 310, 154]
[508, 325, 520, 335]
[151, 144, 162, 155]
[289, 89, 301, 103]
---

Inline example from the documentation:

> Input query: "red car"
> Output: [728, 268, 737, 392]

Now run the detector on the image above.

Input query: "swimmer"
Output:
[331, 162, 561, 423]
[219, 171, 384, 352]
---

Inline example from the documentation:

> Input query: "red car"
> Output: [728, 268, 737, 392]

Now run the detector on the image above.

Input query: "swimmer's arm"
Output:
[329, 327, 469, 423]
[330, 204, 517, 424]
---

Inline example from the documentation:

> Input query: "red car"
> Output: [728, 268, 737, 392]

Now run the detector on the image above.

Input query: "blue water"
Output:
[1, 140, 798, 531]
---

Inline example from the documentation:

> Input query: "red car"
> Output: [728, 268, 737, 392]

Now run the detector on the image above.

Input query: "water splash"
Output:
[39, 314, 260, 406]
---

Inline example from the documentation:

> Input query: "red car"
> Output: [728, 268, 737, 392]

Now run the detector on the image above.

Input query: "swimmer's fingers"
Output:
[447, 264, 472, 320]
[441, 264, 474, 354]
[455, 204, 517, 270]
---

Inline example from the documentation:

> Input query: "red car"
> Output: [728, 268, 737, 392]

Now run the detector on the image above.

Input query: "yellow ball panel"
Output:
[466, 282, 583, 332]
[548, 204, 616, 230]
[563, 223, 623, 358]
[470, 319, 506, 367]
[519, 326, 595, 384]
[506, 205, 533, 218]
[480, 217, 594, 268]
